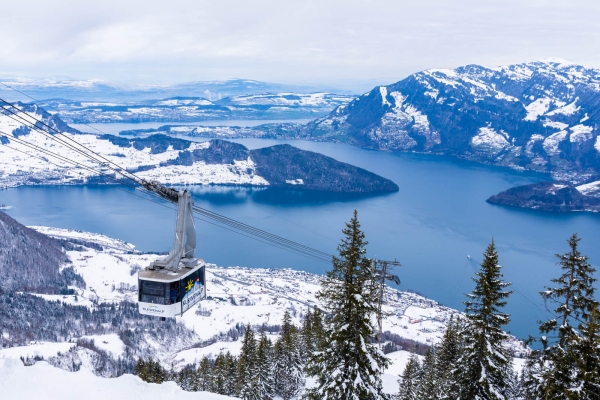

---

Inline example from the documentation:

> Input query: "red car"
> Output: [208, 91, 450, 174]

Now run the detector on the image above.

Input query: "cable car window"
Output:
[168, 281, 181, 305]
[141, 280, 164, 296]
[140, 280, 166, 304]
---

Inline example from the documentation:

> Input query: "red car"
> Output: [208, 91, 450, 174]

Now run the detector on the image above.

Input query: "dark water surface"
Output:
[3, 138, 600, 341]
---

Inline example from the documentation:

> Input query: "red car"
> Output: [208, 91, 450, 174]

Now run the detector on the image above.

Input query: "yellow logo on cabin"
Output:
[185, 279, 194, 293]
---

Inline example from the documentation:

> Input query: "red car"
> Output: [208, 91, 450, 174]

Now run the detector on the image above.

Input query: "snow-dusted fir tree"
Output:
[397, 354, 422, 400]
[223, 352, 239, 397]
[457, 240, 513, 400]
[197, 356, 212, 391]
[538, 234, 597, 399]
[307, 210, 389, 400]
[238, 324, 260, 400]
[416, 348, 437, 400]
[256, 329, 275, 400]
[274, 310, 305, 400]
[572, 304, 600, 399]
[435, 316, 463, 399]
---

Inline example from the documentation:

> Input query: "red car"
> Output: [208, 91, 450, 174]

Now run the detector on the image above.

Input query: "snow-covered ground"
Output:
[0, 359, 236, 400]
[0, 226, 529, 396]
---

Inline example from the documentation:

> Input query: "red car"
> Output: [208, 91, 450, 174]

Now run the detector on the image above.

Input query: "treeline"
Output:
[135, 308, 325, 399]
[397, 234, 599, 400]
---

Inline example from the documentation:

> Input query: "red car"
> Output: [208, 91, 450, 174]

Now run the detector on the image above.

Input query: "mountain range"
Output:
[0, 78, 352, 102]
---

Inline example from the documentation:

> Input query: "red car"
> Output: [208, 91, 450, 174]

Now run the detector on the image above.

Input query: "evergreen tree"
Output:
[212, 353, 228, 394]
[307, 210, 389, 400]
[539, 234, 596, 399]
[518, 349, 548, 400]
[301, 308, 314, 363]
[434, 316, 463, 399]
[416, 348, 437, 400]
[274, 310, 305, 400]
[256, 329, 275, 400]
[238, 324, 260, 400]
[572, 304, 600, 399]
[457, 240, 513, 400]
[197, 356, 212, 392]
[223, 352, 239, 396]
[134, 357, 148, 382]
[397, 354, 422, 400]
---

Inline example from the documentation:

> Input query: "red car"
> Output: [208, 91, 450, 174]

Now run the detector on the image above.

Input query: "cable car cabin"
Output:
[138, 262, 206, 318]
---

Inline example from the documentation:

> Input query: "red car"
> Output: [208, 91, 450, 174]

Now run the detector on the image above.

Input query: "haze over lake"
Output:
[2, 138, 599, 341]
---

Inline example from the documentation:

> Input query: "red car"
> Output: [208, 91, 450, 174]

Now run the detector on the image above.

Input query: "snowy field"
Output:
[0, 226, 529, 396]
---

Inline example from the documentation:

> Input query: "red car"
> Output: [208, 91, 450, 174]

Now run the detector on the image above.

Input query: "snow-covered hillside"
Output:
[0, 225, 529, 396]
[306, 59, 600, 181]
[3, 227, 527, 360]
[0, 103, 397, 192]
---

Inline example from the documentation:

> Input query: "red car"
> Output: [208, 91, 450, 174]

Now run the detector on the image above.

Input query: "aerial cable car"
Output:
[137, 183, 206, 318]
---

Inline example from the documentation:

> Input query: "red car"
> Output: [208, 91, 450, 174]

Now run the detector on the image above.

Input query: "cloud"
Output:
[1, 0, 599, 90]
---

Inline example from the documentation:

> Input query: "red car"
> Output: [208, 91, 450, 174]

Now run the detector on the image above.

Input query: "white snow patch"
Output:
[596, 136, 600, 153]
[0, 342, 76, 362]
[576, 181, 600, 197]
[285, 178, 304, 185]
[546, 98, 580, 116]
[569, 124, 594, 143]
[379, 87, 391, 106]
[543, 120, 569, 130]
[80, 334, 126, 358]
[543, 130, 568, 155]
[470, 127, 510, 154]
[524, 98, 552, 121]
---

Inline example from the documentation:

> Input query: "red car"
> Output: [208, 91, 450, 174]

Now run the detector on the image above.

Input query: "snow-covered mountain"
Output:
[40, 93, 354, 124]
[306, 59, 600, 181]
[0, 103, 397, 192]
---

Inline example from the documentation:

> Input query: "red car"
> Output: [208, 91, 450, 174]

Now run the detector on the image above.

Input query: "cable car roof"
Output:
[139, 259, 205, 283]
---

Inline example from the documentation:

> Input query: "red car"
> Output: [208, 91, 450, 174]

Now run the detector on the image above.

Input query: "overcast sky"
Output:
[1, 0, 599, 91]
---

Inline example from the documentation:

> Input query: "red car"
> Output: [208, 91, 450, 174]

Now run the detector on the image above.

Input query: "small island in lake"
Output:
[487, 180, 600, 212]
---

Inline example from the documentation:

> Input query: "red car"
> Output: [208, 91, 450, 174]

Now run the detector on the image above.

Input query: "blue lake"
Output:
[2, 138, 600, 341]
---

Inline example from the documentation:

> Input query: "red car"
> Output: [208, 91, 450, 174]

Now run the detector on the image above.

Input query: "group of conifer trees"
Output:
[397, 233, 599, 400]
[133, 308, 326, 399]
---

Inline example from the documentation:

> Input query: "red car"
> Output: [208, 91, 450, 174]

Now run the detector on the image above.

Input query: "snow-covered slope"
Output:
[306, 59, 600, 181]
[0, 103, 397, 192]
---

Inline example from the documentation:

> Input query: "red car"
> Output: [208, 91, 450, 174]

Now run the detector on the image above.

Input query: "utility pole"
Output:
[371, 258, 401, 348]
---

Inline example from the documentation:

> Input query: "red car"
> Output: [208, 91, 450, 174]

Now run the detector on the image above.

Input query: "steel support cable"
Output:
[191, 205, 332, 259]
[0, 132, 332, 262]
[0, 101, 144, 187]
[121, 189, 331, 264]
[192, 206, 333, 258]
